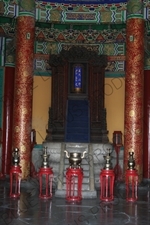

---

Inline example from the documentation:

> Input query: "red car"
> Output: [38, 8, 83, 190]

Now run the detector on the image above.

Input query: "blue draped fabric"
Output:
[41, 0, 127, 4]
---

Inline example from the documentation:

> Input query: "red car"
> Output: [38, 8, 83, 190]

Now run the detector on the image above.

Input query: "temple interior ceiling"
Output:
[0, 0, 150, 71]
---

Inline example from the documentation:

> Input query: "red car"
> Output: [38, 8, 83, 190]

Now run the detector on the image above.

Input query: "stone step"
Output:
[61, 183, 90, 191]
[62, 176, 89, 183]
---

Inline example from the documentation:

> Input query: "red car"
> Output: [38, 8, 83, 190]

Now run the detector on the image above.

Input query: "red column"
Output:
[124, 17, 144, 181]
[12, 16, 35, 179]
[143, 70, 150, 179]
[2, 67, 15, 176]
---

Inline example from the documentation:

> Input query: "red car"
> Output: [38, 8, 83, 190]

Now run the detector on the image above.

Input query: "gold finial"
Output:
[127, 152, 135, 170]
[12, 148, 20, 166]
[41, 147, 50, 168]
[103, 149, 112, 170]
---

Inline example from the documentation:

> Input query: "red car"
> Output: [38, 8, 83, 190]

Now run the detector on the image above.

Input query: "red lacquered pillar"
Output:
[12, 3, 35, 179]
[143, 70, 150, 179]
[2, 67, 15, 176]
[124, 1, 144, 181]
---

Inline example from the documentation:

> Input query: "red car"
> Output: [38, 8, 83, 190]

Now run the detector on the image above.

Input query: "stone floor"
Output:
[0, 178, 150, 225]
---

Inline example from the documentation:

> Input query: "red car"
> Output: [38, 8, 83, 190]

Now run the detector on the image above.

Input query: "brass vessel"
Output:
[64, 150, 87, 168]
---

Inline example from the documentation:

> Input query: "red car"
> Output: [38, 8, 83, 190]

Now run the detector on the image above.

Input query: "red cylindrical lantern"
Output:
[100, 153, 115, 202]
[10, 166, 22, 198]
[100, 169, 115, 202]
[10, 148, 22, 198]
[66, 168, 83, 202]
[38, 147, 53, 199]
[125, 152, 138, 202]
[39, 167, 53, 199]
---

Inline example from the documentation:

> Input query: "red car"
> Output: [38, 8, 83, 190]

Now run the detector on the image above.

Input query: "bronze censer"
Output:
[64, 150, 87, 168]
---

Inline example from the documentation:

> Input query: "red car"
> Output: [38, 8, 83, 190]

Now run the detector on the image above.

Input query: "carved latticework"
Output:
[46, 46, 108, 143]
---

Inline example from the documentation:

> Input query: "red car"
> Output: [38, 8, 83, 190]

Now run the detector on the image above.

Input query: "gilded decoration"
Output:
[105, 61, 115, 71]
[6, 55, 14, 63]
[103, 43, 115, 55]
[130, 73, 135, 79]
[100, 11, 112, 23]
[135, 129, 141, 135]
[50, 10, 62, 22]
[20, 144, 26, 153]
[21, 107, 28, 115]
[127, 0, 143, 16]
[47, 43, 58, 54]
[16, 86, 32, 96]
[19, 0, 35, 12]
[129, 110, 135, 117]
[14, 126, 20, 133]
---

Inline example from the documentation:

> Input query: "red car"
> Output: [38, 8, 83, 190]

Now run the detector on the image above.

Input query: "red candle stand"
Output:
[39, 167, 53, 199]
[125, 169, 138, 202]
[10, 166, 22, 198]
[100, 169, 115, 202]
[66, 167, 83, 202]
[100, 151, 115, 202]
[10, 148, 22, 198]
[125, 152, 138, 202]
[38, 147, 53, 199]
